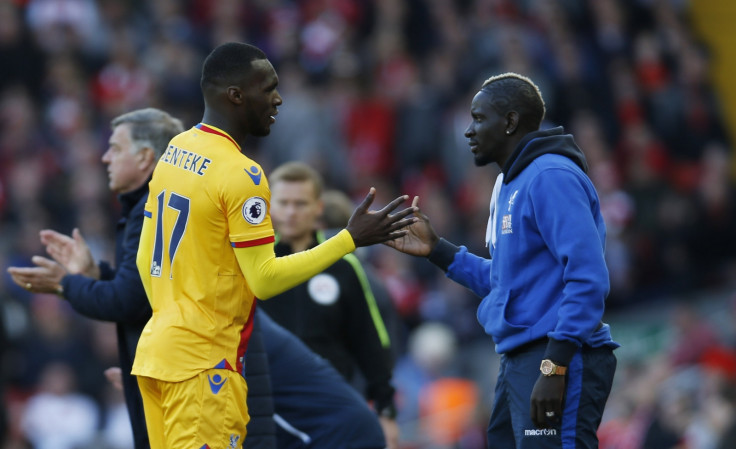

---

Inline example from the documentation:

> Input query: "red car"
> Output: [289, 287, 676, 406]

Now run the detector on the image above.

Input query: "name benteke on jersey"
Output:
[160, 144, 212, 176]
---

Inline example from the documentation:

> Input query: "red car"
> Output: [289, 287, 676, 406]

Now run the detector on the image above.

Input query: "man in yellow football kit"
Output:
[132, 42, 416, 449]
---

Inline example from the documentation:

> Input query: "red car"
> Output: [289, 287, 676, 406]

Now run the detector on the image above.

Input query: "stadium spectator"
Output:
[20, 361, 99, 449]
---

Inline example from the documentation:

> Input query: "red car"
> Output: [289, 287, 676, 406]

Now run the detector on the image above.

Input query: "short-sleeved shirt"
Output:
[132, 123, 274, 382]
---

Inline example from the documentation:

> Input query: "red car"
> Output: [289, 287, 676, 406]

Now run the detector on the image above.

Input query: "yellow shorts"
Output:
[137, 370, 249, 449]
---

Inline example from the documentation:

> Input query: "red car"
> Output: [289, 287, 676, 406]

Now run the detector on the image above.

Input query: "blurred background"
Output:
[2, 0, 736, 448]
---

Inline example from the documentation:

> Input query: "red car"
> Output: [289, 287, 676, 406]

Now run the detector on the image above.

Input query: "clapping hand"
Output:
[7, 255, 67, 294]
[41, 228, 100, 279]
[7, 227, 100, 294]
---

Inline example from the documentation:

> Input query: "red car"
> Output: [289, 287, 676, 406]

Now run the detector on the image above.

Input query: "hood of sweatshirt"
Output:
[501, 126, 588, 184]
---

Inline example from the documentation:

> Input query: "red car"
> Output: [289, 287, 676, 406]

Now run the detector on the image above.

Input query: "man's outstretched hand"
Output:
[383, 196, 439, 257]
[345, 188, 417, 247]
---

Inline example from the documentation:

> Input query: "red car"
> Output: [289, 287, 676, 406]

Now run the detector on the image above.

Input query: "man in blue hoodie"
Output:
[386, 73, 618, 448]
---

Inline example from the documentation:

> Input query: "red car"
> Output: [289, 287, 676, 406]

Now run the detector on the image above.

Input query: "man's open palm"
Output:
[345, 188, 418, 247]
[383, 196, 438, 257]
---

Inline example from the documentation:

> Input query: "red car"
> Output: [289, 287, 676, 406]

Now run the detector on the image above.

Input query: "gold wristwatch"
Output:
[540, 359, 567, 376]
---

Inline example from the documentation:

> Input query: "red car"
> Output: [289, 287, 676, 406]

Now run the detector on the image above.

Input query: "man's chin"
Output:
[253, 128, 271, 137]
[261, 126, 272, 136]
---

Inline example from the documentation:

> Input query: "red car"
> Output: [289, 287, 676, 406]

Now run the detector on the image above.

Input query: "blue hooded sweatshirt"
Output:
[429, 127, 619, 366]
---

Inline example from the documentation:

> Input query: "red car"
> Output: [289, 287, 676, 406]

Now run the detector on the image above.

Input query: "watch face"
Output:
[540, 360, 553, 375]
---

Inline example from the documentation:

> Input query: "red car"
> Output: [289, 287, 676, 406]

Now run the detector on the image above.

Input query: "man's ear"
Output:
[506, 111, 520, 134]
[137, 147, 156, 171]
[227, 86, 244, 105]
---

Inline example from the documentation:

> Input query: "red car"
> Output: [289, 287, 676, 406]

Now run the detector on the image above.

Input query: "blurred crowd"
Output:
[1, 0, 736, 448]
[597, 297, 736, 449]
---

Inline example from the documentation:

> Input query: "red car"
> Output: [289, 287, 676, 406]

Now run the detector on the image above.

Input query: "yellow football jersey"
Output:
[132, 123, 273, 382]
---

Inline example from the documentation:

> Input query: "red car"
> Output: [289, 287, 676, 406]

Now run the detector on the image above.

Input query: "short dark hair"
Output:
[111, 108, 184, 159]
[200, 42, 268, 89]
[481, 73, 546, 130]
[269, 162, 324, 199]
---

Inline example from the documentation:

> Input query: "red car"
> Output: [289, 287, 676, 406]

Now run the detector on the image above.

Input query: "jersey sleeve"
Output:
[222, 163, 275, 247]
[234, 230, 356, 300]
